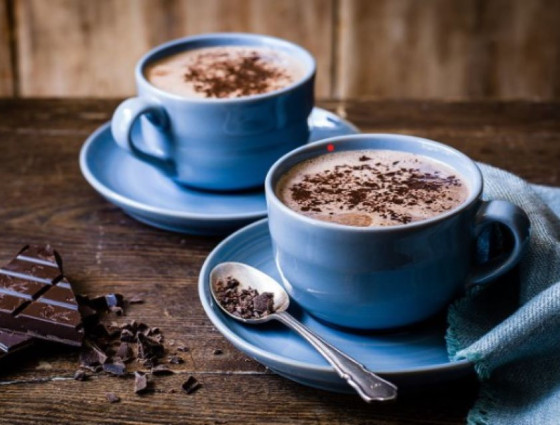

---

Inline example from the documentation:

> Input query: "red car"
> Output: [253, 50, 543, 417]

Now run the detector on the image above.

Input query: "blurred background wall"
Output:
[0, 0, 558, 99]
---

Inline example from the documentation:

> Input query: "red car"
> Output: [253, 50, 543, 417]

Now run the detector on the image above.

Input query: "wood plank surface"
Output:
[0, 99, 558, 424]
[14, 0, 333, 98]
[0, 0, 14, 95]
[336, 0, 560, 100]
[4, 0, 560, 100]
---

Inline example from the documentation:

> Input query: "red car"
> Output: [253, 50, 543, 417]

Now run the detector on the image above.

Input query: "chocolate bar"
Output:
[0, 329, 34, 359]
[0, 245, 83, 346]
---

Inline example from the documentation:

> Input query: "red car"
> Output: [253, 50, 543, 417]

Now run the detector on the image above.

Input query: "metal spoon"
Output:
[210, 262, 398, 402]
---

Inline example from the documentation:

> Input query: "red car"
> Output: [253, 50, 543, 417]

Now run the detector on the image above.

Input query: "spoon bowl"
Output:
[210, 262, 289, 323]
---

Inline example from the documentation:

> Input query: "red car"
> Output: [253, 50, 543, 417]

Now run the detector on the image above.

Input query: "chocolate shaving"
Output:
[109, 306, 124, 316]
[120, 328, 135, 342]
[134, 372, 150, 394]
[73, 370, 87, 381]
[284, 152, 466, 226]
[105, 392, 120, 403]
[128, 296, 144, 304]
[151, 364, 173, 375]
[115, 342, 133, 362]
[137, 333, 164, 361]
[102, 360, 126, 376]
[181, 376, 201, 395]
[167, 355, 184, 365]
[214, 277, 275, 319]
[80, 341, 108, 368]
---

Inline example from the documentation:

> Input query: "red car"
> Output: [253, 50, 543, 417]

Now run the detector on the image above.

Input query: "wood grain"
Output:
[0, 0, 14, 95]
[0, 98, 558, 424]
[14, 0, 333, 97]
[336, 0, 560, 100]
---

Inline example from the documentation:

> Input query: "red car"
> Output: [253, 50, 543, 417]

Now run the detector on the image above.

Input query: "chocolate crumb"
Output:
[182, 376, 201, 395]
[134, 372, 150, 394]
[214, 276, 275, 319]
[80, 341, 108, 369]
[182, 49, 293, 99]
[128, 295, 144, 304]
[151, 364, 173, 375]
[109, 306, 124, 316]
[105, 294, 124, 309]
[105, 392, 120, 403]
[115, 342, 133, 362]
[137, 333, 164, 361]
[73, 370, 87, 381]
[120, 328, 135, 342]
[168, 355, 184, 365]
[102, 360, 126, 376]
[213, 349, 223, 356]
[283, 151, 466, 226]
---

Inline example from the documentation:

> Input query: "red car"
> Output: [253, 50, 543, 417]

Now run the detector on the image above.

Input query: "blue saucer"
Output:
[199, 219, 473, 392]
[79, 108, 358, 235]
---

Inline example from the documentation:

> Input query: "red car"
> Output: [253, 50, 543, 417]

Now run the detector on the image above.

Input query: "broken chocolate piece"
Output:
[73, 370, 87, 381]
[84, 293, 124, 312]
[115, 342, 133, 362]
[181, 376, 201, 394]
[105, 294, 124, 309]
[78, 304, 98, 325]
[80, 340, 108, 369]
[137, 333, 164, 361]
[108, 306, 124, 316]
[134, 372, 150, 394]
[102, 360, 126, 376]
[214, 276, 275, 319]
[0, 246, 83, 346]
[128, 295, 144, 304]
[105, 392, 120, 403]
[151, 364, 173, 375]
[120, 328, 135, 342]
[167, 355, 184, 365]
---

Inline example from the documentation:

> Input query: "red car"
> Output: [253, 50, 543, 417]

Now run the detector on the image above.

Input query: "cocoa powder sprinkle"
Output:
[281, 151, 466, 226]
[183, 50, 292, 98]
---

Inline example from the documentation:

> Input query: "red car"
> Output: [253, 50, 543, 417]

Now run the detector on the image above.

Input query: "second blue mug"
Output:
[111, 33, 315, 191]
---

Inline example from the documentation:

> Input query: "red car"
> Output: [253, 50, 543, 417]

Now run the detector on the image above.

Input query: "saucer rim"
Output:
[79, 107, 359, 222]
[79, 122, 267, 222]
[198, 218, 473, 378]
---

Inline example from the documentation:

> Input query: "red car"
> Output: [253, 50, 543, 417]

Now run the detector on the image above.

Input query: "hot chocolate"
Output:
[145, 46, 305, 99]
[276, 149, 469, 227]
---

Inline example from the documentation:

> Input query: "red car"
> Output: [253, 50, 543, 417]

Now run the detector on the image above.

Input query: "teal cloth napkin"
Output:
[447, 163, 560, 425]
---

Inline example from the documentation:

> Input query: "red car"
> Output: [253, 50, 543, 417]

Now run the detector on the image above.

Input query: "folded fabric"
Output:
[447, 163, 560, 425]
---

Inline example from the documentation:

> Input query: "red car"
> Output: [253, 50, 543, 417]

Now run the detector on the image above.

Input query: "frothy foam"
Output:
[145, 46, 305, 99]
[276, 150, 469, 227]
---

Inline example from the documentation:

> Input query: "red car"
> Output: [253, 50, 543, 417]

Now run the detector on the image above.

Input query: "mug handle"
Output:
[468, 200, 531, 286]
[111, 97, 173, 171]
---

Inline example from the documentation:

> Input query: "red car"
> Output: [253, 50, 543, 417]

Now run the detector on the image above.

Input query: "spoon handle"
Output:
[274, 311, 398, 402]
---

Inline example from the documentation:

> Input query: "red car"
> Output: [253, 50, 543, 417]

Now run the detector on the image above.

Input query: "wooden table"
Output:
[0, 99, 558, 424]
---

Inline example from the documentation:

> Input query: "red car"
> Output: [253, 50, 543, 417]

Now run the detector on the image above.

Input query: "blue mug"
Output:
[111, 33, 315, 191]
[265, 134, 531, 330]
